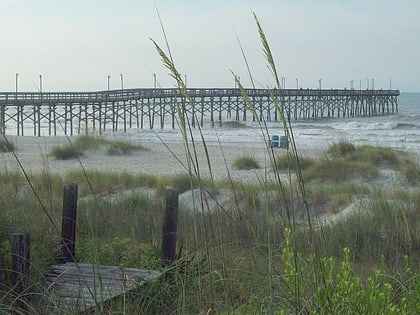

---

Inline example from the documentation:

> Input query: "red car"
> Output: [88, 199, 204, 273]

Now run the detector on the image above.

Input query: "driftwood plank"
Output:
[45, 262, 160, 313]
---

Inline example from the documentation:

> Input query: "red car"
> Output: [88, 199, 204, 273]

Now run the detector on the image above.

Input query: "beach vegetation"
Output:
[64, 170, 158, 197]
[327, 141, 402, 168]
[308, 182, 363, 213]
[352, 145, 400, 167]
[107, 139, 147, 155]
[272, 142, 420, 184]
[304, 157, 378, 182]
[49, 143, 82, 160]
[164, 173, 200, 193]
[232, 155, 260, 170]
[327, 140, 356, 157]
[49, 135, 147, 160]
[72, 134, 106, 149]
[272, 153, 314, 171]
[402, 155, 420, 184]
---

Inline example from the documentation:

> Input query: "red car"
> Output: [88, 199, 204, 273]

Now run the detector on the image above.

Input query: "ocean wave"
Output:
[293, 124, 334, 130]
[394, 123, 419, 129]
[330, 121, 400, 131]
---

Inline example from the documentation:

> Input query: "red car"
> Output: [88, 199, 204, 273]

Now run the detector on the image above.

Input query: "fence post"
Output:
[10, 232, 30, 310]
[59, 183, 78, 263]
[161, 188, 179, 273]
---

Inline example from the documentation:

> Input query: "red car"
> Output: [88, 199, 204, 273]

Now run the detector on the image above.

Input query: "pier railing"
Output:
[0, 88, 400, 103]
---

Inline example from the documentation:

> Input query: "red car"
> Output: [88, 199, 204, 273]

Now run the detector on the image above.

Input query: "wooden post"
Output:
[11, 232, 30, 309]
[59, 183, 78, 263]
[161, 189, 179, 271]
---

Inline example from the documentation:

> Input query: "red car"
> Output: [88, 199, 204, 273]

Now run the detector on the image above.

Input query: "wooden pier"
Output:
[0, 88, 399, 136]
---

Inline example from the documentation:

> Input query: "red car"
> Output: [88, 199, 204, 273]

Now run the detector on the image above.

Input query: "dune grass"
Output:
[232, 155, 260, 170]
[272, 153, 314, 171]
[328, 141, 402, 167]
[49, 144, 82, 160]
[273, 141, 418, 184]
[49, 135, 148, 160]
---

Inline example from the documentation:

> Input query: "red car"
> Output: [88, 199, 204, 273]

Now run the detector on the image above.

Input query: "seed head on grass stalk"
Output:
[151, 40, 201, 183]
[254, 13, 313, 237]
[233, 18, 292, 225]
[253, 12, 321, 311]
[152, 11, 245, 222]
[232, 14, 285, 313]
[151, 12, 227, 205]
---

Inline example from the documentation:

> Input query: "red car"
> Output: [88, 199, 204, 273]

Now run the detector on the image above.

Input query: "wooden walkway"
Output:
[0, 88, 400, 136]
[45, 263, 160, 313]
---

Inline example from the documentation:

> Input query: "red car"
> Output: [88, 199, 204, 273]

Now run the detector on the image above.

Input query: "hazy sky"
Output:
[1, 0, 419, 92]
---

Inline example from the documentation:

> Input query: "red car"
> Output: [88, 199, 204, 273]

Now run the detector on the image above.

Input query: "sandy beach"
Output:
[0, 135, 302, 183]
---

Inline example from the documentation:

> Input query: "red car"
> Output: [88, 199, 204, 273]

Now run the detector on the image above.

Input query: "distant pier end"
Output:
[0, 88, 399, 136]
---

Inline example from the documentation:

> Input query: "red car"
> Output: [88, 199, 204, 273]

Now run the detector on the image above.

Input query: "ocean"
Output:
[121, 92, 420, 155]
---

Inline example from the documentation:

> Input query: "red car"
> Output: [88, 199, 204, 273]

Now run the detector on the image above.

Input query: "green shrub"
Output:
[280, 229, 419, 314]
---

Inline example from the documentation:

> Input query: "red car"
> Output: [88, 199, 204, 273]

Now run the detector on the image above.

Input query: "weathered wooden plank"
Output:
[58, 183, 78, 263]
[10, 232, 31, 311]
[45, 262, 160, 313]
[162, 188, 179, 268]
